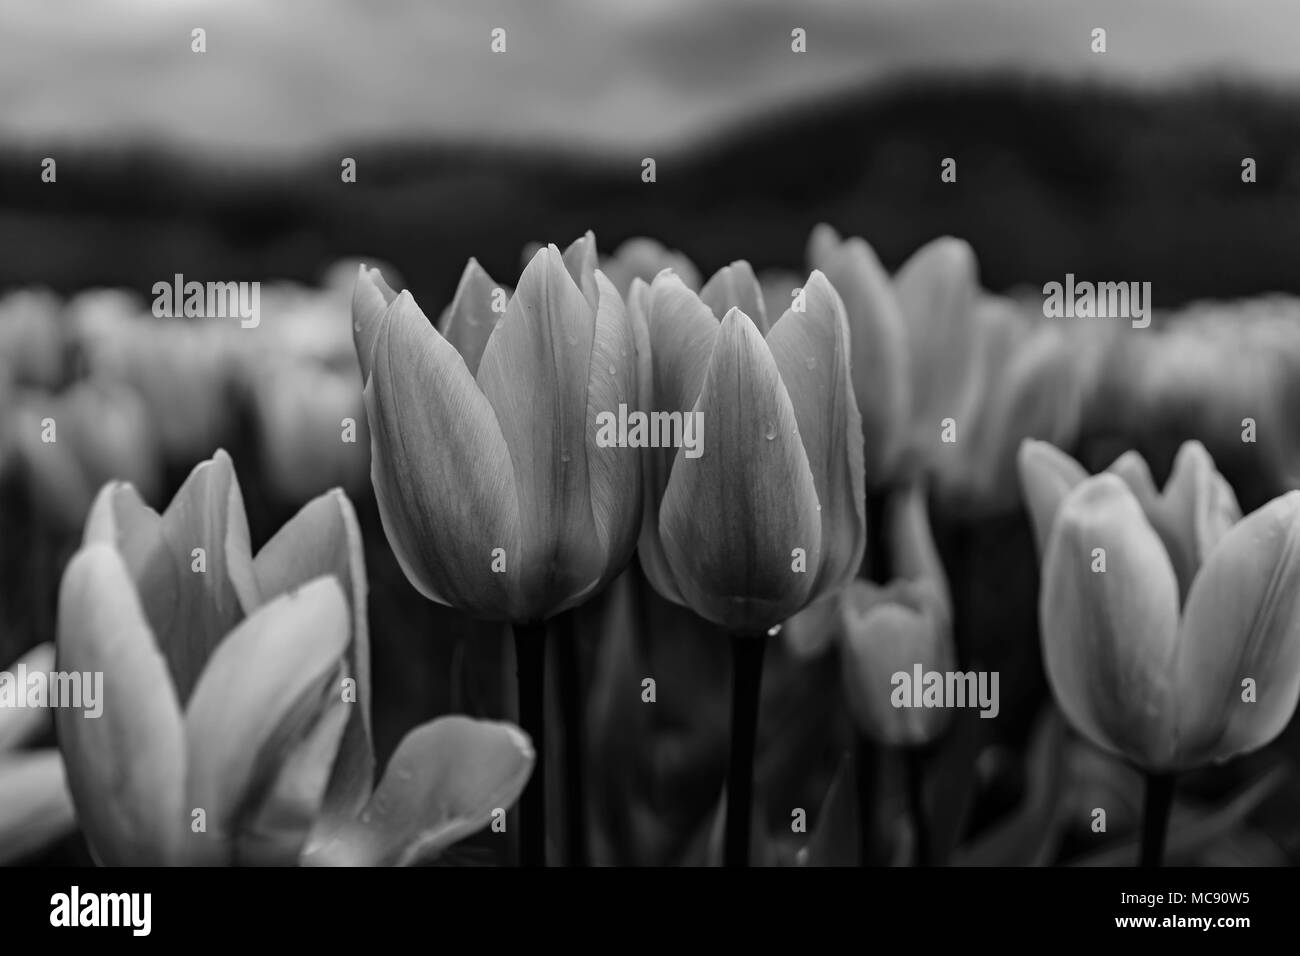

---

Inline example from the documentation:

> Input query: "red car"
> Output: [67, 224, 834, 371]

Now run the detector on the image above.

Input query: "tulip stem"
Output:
[853, 735, 877, 865]
[725, 633, 766, 867]
[904, 749, 931, 866]
[1139, 772, 1176, 868]
[553, 611, 587, 867]
[514, 623, 547, 867]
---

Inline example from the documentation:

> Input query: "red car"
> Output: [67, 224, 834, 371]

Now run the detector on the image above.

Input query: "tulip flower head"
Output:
[839, 482, 955, 746]
[636, 263, 866, 634]
[1018, 438, 1300, 772]
[57, 452, 533, 865]
[352, 239, 641, 624]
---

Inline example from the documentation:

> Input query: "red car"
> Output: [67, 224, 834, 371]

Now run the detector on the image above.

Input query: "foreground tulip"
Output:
[57, 451, 532, 865]
[636, 263, 865, 866]
[353, 240, 641, 866]
[0, 643, 76, 864]
[1018, 438, 1300, 864]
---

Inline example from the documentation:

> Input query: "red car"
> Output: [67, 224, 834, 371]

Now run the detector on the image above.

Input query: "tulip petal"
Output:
[975, 326, 1087, 505]
[1174, 491, 1300, 767]
[1040, 475, 1181, 768]
[352, 265, 399, 383]
[237, 489, 374, 830]
[766, 270, 866, 596]
[183, 576, 349, 864]
[584, 271, 642, 586]
[701, 261, 769, 334]
[805, 222, 842, 270]
[639, 272, 722, 603]
[300, 717, 534, 867]
[0, 751, 77, 865]
[154, 451, 257, 703]
[56, 544, 186, 865]
[810, 236, 910, 485]
[1017, 439, 1089, 556]
[1159, 440, 1242, 588]
[364, 291, 521, 618]
[236, 692, 351, 866]
[475, 245, 607, 618]
[601, 237, 700, 295]
[658, 309, 821, 631]
[562, 230, 600, 309]
[0, 643, 55, 751]
[437, 259, 509, 377]
[895, 237, 978, 446]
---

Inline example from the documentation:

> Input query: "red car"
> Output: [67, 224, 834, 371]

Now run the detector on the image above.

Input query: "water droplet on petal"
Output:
[608, 363, 617, 376]
[804, 356, 816, 370]
[352, 321, 362, 333]
[561, 450, 571, 463]
[764, 422, 776, 440]
[766, 624, 783, 638]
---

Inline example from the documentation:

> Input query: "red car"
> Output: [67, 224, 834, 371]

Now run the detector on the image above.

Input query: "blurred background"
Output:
[3, 0, 1300, 865]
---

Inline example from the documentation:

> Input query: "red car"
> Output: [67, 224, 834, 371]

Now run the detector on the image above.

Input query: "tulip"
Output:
[11, 380, 163, 534]
[838, 481, 952, 865]
[250, 357, 369, 504]
[0, 289, 66, 390]
[1018, 438, 1300, 864]
[57, 451, 532, 865]
[352, 240, 641, 866]
[0, 643, 76, 865]
[806, 224, 910, 488]
[840, 483, 954, 749]
[600, 236, 700, 297]
[637, 262, 865, 865]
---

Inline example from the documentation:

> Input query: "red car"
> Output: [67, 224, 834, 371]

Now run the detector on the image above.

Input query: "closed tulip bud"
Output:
[353, 242, 641, 623]
[0, 290, 65, 390]
[840, 482, 954, 746]
[806, 224, 910, 487]
[1021, 439, 1300, 771]
[639, 266, 865, 633]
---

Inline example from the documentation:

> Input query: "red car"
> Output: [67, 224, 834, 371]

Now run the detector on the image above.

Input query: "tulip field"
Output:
[2, 8, 1300, 916]
[3, 220, 1299, 874]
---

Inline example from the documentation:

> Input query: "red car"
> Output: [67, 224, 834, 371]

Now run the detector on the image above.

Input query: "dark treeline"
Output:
[1, 73, 1298, 306]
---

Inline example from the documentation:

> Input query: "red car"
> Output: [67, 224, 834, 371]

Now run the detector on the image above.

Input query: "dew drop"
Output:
[764, 422, 776, 440]
[608, 363, 618, 376]
[561, 450, 572, 463]
[804, 356, 816, 370]
[352, 321, 362, 333]
[766, 624, 783, 638]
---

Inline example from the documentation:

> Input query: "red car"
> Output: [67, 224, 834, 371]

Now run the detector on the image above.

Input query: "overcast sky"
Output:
[2, 0, 1297, 157]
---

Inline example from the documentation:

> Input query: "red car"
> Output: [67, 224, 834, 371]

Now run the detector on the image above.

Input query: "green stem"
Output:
[725, 633, 766, 867]
[905, 749, 931, 866]
[513, 622, 547, 867]
[1139, 772, 1176, 868]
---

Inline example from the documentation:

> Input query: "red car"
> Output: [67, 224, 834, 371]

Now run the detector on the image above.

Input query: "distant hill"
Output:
[2, 75, 1298, 307]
